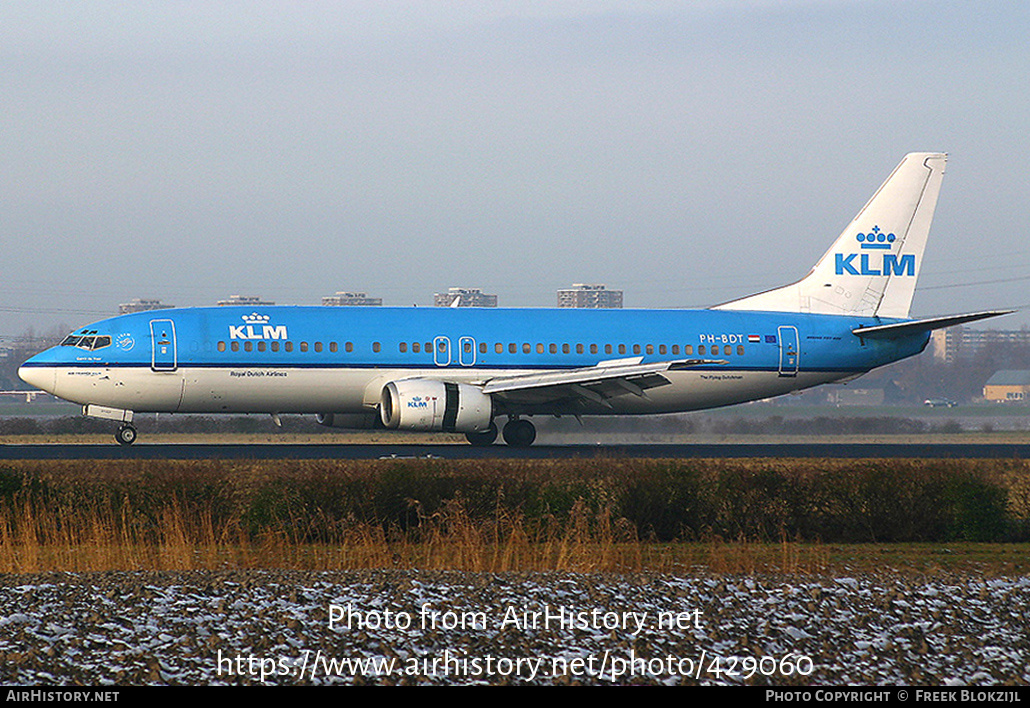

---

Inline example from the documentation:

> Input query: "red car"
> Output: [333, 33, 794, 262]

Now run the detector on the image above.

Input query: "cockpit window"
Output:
[61, 334, 112, 351]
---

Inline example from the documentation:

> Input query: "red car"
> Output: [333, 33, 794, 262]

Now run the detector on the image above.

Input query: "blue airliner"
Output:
[19, 153, 1009, 446]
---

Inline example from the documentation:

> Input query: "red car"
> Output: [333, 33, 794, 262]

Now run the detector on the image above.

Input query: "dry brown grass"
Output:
[1, 457, 1027, 576]
[3, 495, 991, 576]
[0, 487, 836, 575]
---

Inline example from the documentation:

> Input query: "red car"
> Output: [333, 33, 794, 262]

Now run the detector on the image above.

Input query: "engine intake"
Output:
[380, 379, 493, 432]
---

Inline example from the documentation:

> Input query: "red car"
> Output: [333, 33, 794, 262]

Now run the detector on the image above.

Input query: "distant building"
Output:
[826, 388, 885, 406]
[931, 327, 1030, 362]
[557, 283, 623, 309]
[322, 291, 383, 306]
[217, 295, 275, 307]
[118, 298, 174, 315]
[983, 370, 1030, 402]
[434, 287, 498, 308]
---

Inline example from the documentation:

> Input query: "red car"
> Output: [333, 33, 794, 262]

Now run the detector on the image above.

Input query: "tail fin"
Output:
[715, 152, 947, 318]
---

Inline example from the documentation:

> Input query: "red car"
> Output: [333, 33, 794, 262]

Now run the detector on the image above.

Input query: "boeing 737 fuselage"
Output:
[19, 153, 1010, 445]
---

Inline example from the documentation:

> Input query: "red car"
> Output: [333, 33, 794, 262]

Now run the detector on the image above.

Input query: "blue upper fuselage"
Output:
[22, 305, 929, 374]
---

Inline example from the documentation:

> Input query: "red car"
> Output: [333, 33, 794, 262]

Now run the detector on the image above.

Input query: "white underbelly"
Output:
[49, 365, 857, 416]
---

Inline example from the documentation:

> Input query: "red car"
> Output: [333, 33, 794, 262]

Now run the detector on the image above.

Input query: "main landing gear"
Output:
[463, 417, 537, 447]
[116, 424, 138, 446]
[503, 418, 536, 447]
[464, 421, 498, 447]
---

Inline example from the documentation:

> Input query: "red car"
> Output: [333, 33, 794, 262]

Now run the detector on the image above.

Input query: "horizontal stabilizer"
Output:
[851, 310, 1014, 340]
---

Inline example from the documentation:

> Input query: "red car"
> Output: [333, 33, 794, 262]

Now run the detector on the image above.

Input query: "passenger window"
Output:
[272, 342, 280, 352]
[300, 342, 308, 352]
[400, 342, 407, 353]
[685, 345, 693, 355]
[576, 344, 584, 354]
[464, 341, 472, 354]
[618, 344, 626, 355]
[425, 342, 432, 353]
[413, 342, 421, 353]
[537, 343, 545, 354]
[329, 342, 338, 353]
[672, 345, 679, 355]
[231, 342, 240, 352]
[605, 344, 612, 354]
[218, 341, 226, 352]
[724, 345, 732, 356]
[258, 341, 266, 352]
[523, 343, 531, 354]
[496, 343, 504, 354]
[347, 342, 354, 353]
[315, 342, 323, 353]
[698, 345, 705, 355]
[479, 342, 487, 354]
[509, 343, 516, 354]
[659, 345, 666, 355]
[285, 342, 293, 352]
[563, 344, 570, 354]
[373, 342, 381, 353]
[549, 344, 556, 354]
[590, 344, 598, 354]
[633, 344, 641, 355]
[737, 345, 745, 356]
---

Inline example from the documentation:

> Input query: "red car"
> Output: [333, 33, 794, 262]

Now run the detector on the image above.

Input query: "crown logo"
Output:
[242, 313, 271, 324]
[856, 225, 896, 250]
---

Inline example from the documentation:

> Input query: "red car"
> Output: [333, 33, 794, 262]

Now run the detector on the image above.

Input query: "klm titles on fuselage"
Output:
[228, 313, 288, 341]
[834, 229, 915, 277]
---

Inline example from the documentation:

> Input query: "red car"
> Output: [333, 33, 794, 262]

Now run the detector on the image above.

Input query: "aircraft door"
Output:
[433, 336, 451, 367]
[458, 336, 476, 366]
[150, 319, 178, 372]
[777, 325, 799, 377]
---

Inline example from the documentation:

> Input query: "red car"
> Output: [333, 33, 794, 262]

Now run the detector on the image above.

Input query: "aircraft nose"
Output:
[18, 363, 56, 394]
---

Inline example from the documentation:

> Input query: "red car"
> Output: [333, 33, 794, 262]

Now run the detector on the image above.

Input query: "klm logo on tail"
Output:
[835, 227, 915, 276]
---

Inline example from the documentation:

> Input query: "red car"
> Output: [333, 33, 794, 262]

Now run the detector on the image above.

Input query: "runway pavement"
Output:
[3, 441, 1030, 460]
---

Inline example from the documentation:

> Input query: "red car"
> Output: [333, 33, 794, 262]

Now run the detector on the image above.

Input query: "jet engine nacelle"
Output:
[315, 412, 383, 429]
[380, 379, 493, 432]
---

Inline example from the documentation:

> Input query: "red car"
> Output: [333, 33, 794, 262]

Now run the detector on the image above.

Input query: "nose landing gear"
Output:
[82, 405, 137, 446]
[115, 424, 137, 446]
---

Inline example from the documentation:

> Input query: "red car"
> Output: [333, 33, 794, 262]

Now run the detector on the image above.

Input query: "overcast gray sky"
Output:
[2, 0, 1028, 338]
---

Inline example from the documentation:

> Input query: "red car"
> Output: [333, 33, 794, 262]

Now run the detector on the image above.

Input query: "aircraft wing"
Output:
[480, 357, 726, 407]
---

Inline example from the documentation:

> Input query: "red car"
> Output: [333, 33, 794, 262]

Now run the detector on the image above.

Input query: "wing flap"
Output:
[481, 358, 724, 405]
